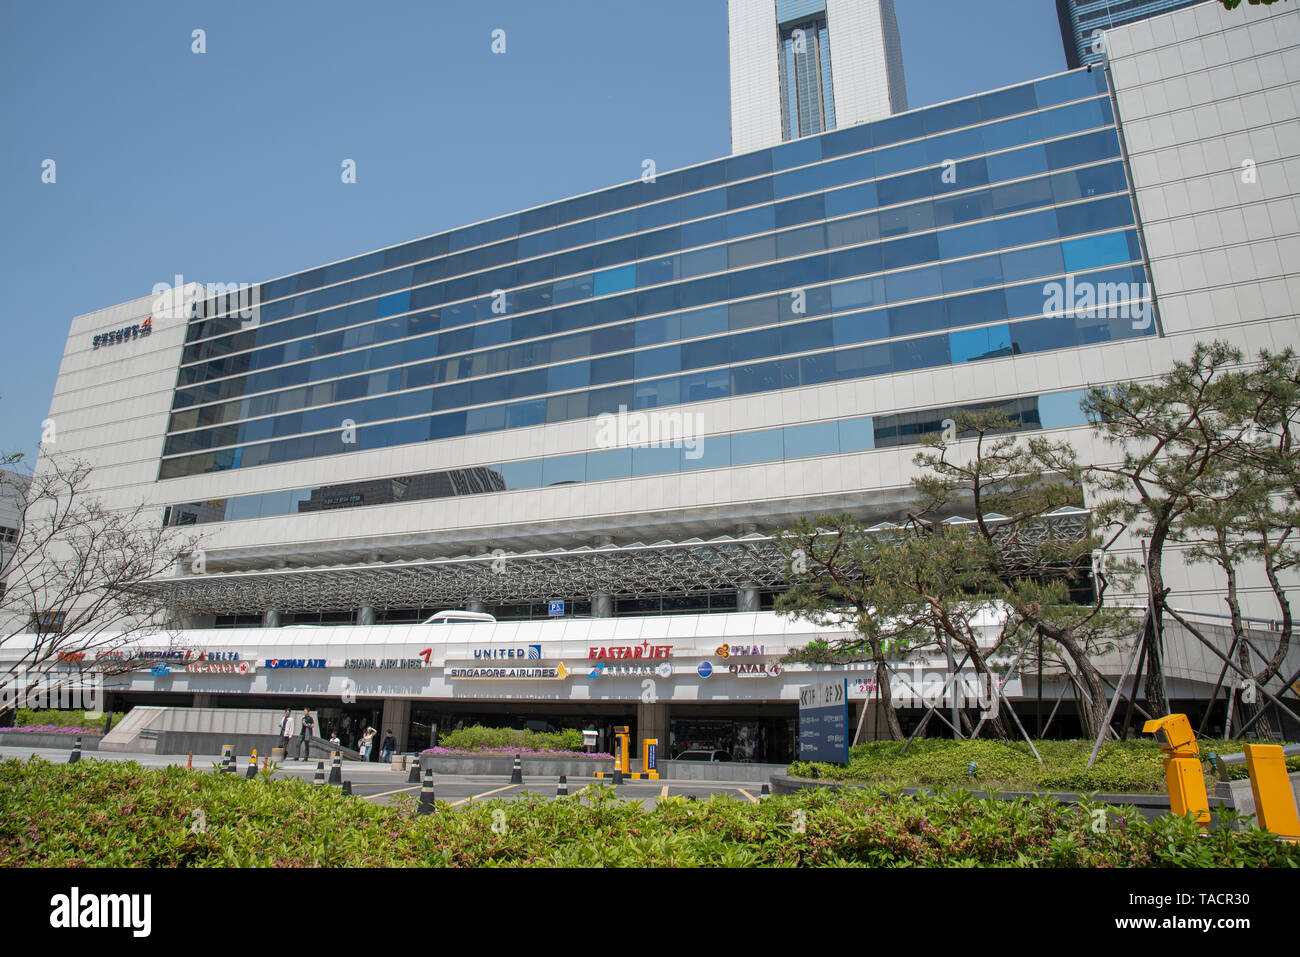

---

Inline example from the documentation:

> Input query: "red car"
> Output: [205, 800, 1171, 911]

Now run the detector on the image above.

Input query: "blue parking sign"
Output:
[547, 599, 564, 617]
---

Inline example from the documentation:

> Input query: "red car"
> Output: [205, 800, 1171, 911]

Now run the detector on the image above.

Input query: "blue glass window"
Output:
[731, 428, 783, 465]
[727, 206, 776, 240]
[941, 255, 1003, 293]
[681, 432, 729, 470]
[731, 327, 780, 363]
[499, 458, 543, 490]
[586, 447, 632, 481]
[1056, 196, 1133, 237]
[782, 318, 833, 353]
[832, 276, 886, 312]
[727, 177, 774, 210]
[938, 221, 998, 260]
[543, 453, 586, 486]
[1061, 231, 1132, 272]
[376, 290, 409, 318]
[977, 83, 1038, 122]
[821, 153, 874, 189]
[874, 141, 928, 177]
[634, 376, 680, 409]
[682, 337, 729, 371]
[833, 309, 889, 345]
[774, 164, 824, 199]
[637, 199, 680, 231]
[838, 416, 875, 452]
[635, 344, 681, 379]
[827, 244, 882, 280]
[681, 188, 727, 221]
[635, 257, 678, 287]
[825, 182, 878, 218]
[632, 444, 681, 477]
[595, 263, 637, 297]
[725, 150, 773, 182]
[773, 135, 823, 171]
[783, 421, 838, 459]
[890, 299, 948, 337]
[680, 245, 727, 279]
[927, 127, 985, 165]
[998, 208, 1059, 248]
[835, 343, 892, 380]
[881, 233, 941, 271]
[596, 210, 637, 241]
[1035, 69, 1105, 109]
[885, 265, 943, 303]
[776, 194, 826, 228]
[1001, 243, 1065, 283]
[950, 324, 1013, 362]
[945, 289, 1006, 329]
[1009, 314, 1076, 353]
[1045, 130, 1120, 170]
[891, 334, 951, 372]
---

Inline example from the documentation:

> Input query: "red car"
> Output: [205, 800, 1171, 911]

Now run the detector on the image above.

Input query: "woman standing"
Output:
[359, 726, 377, 761]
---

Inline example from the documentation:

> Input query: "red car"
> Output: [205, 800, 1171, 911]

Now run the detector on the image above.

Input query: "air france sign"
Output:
[799, 678, 849, 764]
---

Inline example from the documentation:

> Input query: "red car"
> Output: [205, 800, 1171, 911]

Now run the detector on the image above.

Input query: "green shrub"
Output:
[789, 738, 1300, 794]
[434, 724, 584, 753]
[2, 757, 1296, 868]
[10, 709, 126, 729]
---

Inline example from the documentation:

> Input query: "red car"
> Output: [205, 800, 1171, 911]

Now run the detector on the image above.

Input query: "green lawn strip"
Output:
[2, 756, 1297, 867]
[788, 738, 1300, 793]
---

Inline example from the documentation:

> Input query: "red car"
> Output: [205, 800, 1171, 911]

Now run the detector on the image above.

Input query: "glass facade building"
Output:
[160, 67, 1155, 496]
[1056, 0, 1206, 68]
[778, 7, 836, 140]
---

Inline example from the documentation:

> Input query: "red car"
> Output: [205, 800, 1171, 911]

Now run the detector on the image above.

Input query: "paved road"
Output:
[0, 745, 765, 809]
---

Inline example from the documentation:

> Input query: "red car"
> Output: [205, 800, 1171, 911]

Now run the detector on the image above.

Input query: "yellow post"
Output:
[1243, 744, 1300, 842]
[613, 726, 631, 775]
[642, 738, 660, 780]
[1143, 714, 1210, 827]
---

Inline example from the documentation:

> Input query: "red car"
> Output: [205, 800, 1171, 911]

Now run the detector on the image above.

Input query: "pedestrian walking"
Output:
[297, 708, 315, 760]
[279, 709, 294, 754]
[359, 726, 377, 762]
[380, 730, 396, 764]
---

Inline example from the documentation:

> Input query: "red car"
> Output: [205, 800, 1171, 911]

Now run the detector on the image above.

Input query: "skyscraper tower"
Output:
[1055, 0, 1206, 68]
[728, 0, 908, 154]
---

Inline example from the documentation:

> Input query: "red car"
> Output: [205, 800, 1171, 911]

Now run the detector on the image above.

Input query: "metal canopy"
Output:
[139, 509, 1091, 615]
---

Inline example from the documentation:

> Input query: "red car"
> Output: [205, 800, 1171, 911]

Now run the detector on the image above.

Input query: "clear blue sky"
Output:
[0, 0, 1067, 461]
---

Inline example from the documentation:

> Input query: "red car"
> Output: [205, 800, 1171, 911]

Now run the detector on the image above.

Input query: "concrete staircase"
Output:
[98, 707, 341, 757]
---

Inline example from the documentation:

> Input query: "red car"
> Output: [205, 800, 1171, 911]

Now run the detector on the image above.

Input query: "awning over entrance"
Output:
[138, 509, 1091, 615]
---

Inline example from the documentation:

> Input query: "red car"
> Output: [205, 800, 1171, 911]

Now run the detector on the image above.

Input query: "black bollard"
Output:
[760, 783, 771, 799]
[509, 753, 523, 784]
[407, 760, 421, 784]
[245, 752, 258, 779]
[418, 766, 436, 815]
[328, 751, 342, 786]
[313, 760, 325, 786]
[68, 736, 82, 765]
[556, 775, 568, 798]
[342, 780, 353, 796]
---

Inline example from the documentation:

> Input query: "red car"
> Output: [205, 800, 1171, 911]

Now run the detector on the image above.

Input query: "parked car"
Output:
[674, 749, 732, 762]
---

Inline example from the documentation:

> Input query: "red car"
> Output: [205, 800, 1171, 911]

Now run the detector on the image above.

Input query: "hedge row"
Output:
[433, 725, 585, 753]
[3, 757, 1297, 867]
